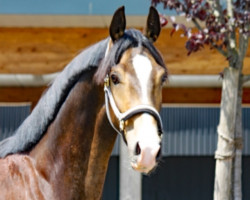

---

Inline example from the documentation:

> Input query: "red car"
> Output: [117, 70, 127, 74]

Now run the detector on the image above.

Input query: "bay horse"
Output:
[0, 6, 167, 200]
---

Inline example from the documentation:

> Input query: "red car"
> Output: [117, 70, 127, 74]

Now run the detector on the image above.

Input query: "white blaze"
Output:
[132, 54, 152, 103]
[131, 54, 160, 173]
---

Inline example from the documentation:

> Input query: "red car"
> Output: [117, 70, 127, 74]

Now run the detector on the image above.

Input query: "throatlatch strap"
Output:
[104, 87, 128, 143]
[104, 88, 122, 135]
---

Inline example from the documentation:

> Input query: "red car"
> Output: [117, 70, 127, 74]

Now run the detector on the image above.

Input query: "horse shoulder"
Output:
[0, 155, 55, 200]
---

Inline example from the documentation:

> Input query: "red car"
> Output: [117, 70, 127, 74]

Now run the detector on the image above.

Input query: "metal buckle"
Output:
[104, 75, 109, 88]
[119, 120, 125, 132]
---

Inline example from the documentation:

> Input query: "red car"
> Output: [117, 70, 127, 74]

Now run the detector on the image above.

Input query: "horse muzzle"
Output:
[131, 141, 161, 174]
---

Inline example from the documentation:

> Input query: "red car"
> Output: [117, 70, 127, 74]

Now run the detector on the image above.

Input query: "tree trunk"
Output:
[214, 66, 243, 200]
[234, 74, 243, 200]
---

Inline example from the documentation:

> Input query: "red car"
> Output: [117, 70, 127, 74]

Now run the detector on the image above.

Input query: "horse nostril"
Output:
[135, 142, 141, 156]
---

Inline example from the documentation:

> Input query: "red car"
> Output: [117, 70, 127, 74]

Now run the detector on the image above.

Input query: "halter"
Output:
[104, 75, 163, 144]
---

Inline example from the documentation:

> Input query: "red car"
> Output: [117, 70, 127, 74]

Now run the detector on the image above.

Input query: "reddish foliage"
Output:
[152, 0, 250, 55]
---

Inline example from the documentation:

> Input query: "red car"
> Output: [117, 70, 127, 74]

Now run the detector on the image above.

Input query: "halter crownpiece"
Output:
[104, 75, 164, 143]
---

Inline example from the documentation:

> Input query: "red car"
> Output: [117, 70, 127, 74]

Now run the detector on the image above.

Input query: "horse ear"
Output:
[109, 6, 126, 42]
[145, 6, 161, 42]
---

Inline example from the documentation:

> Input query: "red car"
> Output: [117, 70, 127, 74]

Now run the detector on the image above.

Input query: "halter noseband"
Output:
[104, 75, 163, 144]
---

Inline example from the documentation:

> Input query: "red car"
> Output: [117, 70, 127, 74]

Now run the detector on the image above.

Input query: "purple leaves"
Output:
[151, 0, 250, 55]
[159, 14, 168, 27]
[185, 32, 205, 55]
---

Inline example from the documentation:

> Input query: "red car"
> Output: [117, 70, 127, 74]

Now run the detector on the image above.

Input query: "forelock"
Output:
[94, 29, 166, 84]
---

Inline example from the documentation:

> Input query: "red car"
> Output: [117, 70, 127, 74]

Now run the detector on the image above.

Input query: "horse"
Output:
[0, 6, 167, 200]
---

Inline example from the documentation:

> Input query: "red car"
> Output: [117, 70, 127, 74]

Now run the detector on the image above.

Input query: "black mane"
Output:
[0, 38, 109, 158]
[0, 29, 166, 158]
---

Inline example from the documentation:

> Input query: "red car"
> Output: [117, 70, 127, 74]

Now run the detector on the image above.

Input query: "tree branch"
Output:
[212, 43, 228, 57]
[191, 18, 203, 31]
[191, 18, 228, 57]
[227, 0, 237, 50]
[238, 2, 250, 63]
[188, 2, 228, 57]
[207, 0, 224, 24]
[237, 1, 250, 72]
[239, 31, 249, 62]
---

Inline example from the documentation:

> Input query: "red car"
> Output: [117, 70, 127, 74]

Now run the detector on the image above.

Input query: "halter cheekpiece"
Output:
[104, 75, 164, 143]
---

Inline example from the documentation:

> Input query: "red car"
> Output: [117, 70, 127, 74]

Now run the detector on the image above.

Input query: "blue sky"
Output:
[0, 0, 171, 15]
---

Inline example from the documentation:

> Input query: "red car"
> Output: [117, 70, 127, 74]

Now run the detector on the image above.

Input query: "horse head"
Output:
[97, 6, 167, 174]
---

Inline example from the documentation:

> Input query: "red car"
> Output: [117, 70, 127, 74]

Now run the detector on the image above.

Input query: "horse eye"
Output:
[111, 74, 120, 85]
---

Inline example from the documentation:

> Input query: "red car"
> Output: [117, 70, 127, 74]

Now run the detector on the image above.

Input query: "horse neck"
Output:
[85, 105, 117, 199]
[30, 70, 117, 199]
